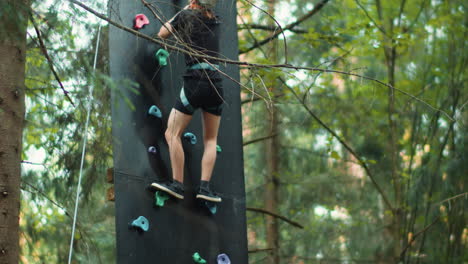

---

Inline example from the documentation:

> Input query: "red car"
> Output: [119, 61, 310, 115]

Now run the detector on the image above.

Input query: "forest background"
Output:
[0, 0, 466, 263]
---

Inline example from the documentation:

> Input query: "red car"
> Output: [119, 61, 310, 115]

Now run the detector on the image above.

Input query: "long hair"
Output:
[189, 0, 215, 19]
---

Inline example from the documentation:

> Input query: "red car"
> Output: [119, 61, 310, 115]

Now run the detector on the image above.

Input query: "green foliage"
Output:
[16, 0, 467, 263]
[20, 0, 116, 263]
[240, 0, 466, 263]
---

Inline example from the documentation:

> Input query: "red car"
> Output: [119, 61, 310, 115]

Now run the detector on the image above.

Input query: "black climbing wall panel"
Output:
[109, 0, 248, 263]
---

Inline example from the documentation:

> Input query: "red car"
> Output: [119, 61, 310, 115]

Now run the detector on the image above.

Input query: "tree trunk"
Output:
[265, 108, 280, 264]
[0, 1, 28, 263]
[375, 1, 403, 261]
[264, 0, 280, 263]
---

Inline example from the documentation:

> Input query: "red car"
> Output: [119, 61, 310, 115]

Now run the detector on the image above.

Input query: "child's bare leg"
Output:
[165, 108, 192, 183]
[201, 111, 221, 182]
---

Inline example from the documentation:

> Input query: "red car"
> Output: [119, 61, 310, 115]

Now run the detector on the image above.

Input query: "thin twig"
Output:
[68, 0, 454, 121]
[354, 0, 387, 36]
[241, 93, 284, 105]
[21, 160, 47, 167]
[22, 181, 71, 217]
[240, 0, 330, 54]
[140, 0, 268, 105]
[238, 23, 308, 34]
[284, 81, 395, 212]
[248, 248, 275, 254]
[246, 207, 304, 229]
[240, 0, 289, 64]
[434, 192, 468, 206]
[30, 13, 75, 107]
[399, 217, 440, 258]
[243, 133, 278, 146]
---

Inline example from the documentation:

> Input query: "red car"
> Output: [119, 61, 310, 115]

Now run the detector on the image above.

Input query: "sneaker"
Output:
[151, 180, 184, 199]
[196, 186, 222, 202]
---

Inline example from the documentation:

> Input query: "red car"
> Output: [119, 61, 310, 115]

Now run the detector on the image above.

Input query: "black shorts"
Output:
[174, 69, 224, 116]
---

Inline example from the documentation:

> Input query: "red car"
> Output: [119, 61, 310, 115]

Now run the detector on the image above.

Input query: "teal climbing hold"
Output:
[130, 216, 149, 232]
[184, 132, 197, 145]
[155, 191, 170, 207]
[148, 105, 162, 118]
[204, 201, 218, 215]
[216, 145, 222, 153]
[155, 48, 170, 66]
[192, 252, 207, 264]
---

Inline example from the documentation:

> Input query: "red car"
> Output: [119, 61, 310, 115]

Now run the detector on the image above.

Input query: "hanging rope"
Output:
[67, 24, 102, 264]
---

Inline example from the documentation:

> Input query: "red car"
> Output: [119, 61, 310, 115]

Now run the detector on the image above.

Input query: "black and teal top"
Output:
[170, 9, 221, 68]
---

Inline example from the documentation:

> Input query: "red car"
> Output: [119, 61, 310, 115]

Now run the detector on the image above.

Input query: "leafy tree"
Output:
[1, 0, 465, 263]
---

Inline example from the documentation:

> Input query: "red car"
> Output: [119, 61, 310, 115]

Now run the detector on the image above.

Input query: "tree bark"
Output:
[0, 1, 29, 263]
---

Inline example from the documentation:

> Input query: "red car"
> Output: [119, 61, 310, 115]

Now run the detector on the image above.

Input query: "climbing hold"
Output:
[204, 201, 217, 215]
[192, 252, 207, 264]
[155, 48, 170, 66]
[148, 105, 162, 118]
[155, 191, 170, 207]
[133, 14, 149, 30]
[183, 132, 197, 145]
[216, 145, 222, 153]
[148, 146, 157, 154]
[129, 216, 149, 232]
[217, 253, 231, 264]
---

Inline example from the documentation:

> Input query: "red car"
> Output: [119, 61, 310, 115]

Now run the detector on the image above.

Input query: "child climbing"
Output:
[151, 0, 223, 203]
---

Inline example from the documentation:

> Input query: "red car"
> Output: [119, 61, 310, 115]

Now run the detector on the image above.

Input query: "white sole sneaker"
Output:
[196, 194, 222, 203]
[150, 183, 184, 199]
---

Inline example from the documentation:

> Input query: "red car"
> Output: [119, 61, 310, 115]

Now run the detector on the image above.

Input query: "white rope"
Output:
[68, 24, 102, 264]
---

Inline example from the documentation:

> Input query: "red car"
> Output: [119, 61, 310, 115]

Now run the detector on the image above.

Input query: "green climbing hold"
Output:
[155, 48, 170, 66]
[155, 191, 170, 207]
[216, 145, 222, 153]
[192, 252, 207, 264]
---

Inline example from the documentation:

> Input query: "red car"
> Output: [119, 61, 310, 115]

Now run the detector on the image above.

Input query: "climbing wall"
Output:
[108, 0, 248, 263]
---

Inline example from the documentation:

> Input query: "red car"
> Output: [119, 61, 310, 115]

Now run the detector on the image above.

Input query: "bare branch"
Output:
[243, 133, 278, 146]
[21, 181, 71, 217]
[30, 13, 75, 107]
[240, 0, 289, 63]
[434, 192, 468, 206]
[282, 79, 395, 212]
[241, 93, 284, 105]
[238, 24, 308, 34]
[248, 248, 275, 254]
[354, 0, 387, 36]
[21, 160, 47, 167]
[68, 0, 454, 121]
[399, 217, 440, 258]
[246, 207, 304, 229]
[239, 0, 330, 54]
[405, 0, 429, 33]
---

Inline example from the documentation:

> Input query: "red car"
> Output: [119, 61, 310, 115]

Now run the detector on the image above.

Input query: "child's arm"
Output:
[157, 21, 173, 39]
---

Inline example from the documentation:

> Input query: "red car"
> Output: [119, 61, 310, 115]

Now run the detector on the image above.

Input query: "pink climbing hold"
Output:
[134, 14, 149, 30]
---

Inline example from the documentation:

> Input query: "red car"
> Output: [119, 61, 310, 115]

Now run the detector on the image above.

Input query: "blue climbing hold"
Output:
[217, 253, 231, 264]
[183, 132, 197, 145]
[216, 145, 222, 153]
[155, 48, 170, 66]
[148, 105, 162, 118]
[148, 146, 157, 154]
[130, 216, 149, 232]
[204, 201, 217, 215]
